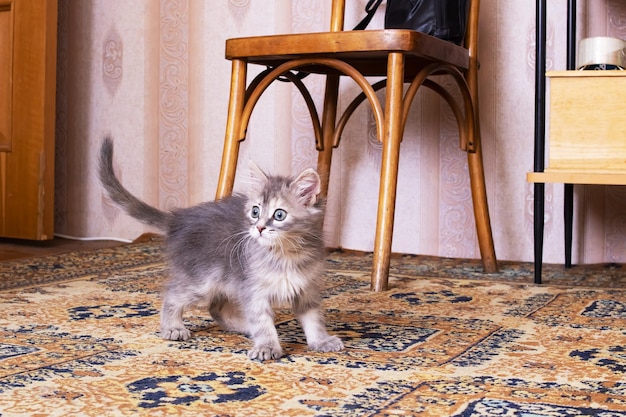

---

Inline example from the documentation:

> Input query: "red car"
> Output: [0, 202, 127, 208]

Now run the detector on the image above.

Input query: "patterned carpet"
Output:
[1, 240, 625, 416]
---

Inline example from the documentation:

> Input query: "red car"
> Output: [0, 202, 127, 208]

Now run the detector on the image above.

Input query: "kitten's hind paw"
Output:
[247, 344, 283, 361]
[161, 327, 191, 341]
[310, 335, 344, 353]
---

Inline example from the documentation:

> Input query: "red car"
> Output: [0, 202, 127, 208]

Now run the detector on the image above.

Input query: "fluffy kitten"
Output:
[98, 137, 343, 360]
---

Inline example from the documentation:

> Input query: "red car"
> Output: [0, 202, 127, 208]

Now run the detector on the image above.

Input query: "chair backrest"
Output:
[465, 0, 480, 63]
[465, 0, 480, 99]
[330, 0, 345, 32]
[329, 0, 480, 59]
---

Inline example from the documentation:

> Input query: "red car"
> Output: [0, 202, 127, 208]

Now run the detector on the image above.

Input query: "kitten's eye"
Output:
[251, 206, 260, 218]
[273, 209, 287, 221]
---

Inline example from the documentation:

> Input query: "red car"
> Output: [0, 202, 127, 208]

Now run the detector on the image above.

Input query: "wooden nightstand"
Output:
[527, 71, 626, 186]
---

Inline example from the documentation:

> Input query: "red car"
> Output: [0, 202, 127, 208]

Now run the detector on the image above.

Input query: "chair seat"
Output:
[226, 29, 469, 77]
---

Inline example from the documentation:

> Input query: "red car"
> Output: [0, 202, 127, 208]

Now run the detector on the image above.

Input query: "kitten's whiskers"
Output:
[232, 234, 253, 271]
[216, 230, 251, 271]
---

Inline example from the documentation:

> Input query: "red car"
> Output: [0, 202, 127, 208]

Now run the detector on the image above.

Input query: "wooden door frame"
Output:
[0, 0, 58, 240]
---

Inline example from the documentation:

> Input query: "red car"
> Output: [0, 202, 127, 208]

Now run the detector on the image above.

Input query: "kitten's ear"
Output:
[248, 161, 268, 188]
[293, 168, 321, 207]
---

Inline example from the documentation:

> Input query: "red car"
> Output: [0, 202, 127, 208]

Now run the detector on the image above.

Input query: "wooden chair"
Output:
[215, 0, 497, 291]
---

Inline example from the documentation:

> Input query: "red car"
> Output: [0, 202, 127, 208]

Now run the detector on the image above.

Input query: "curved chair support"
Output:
[288, 74, 324, 151]
[238, 58, 386, 149]
[283, 72, 325, 150]
[422, 80, 471, 153]
[332, 65, 476, 153]
[404, 63, 476, 152]
[240, 68, 323, 149]
[244, 67, 273, 103]
[333, 79, 387, 148]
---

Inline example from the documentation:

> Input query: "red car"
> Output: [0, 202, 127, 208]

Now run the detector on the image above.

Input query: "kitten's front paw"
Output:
[161, 327, 191, 341]
[310, 335, 344, 352]
[247, 344, 283, 361]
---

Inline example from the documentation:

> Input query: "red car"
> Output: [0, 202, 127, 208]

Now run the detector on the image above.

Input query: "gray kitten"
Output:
[98, 137, 343, 360]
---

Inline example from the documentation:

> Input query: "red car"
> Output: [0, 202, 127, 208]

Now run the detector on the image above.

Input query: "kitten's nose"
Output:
[257, 225, 266, 234]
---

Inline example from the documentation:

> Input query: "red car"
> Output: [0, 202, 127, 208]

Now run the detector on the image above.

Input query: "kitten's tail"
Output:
[98, 137, 171, 230]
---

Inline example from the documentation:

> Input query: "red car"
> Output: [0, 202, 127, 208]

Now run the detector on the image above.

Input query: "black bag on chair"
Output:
[279, 0, 470, 82]
[355, 0, 470, 45]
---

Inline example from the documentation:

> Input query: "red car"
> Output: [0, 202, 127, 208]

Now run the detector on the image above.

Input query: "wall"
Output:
[55, 0, 626, 264]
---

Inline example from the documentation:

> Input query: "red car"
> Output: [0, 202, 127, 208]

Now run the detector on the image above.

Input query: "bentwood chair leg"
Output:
[317, 75, 340, 197]
[468, 147, 498, 273]
[371, 53, 405, 292]
[216, 59, 247, 200]
[464, 29, 497, 273]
